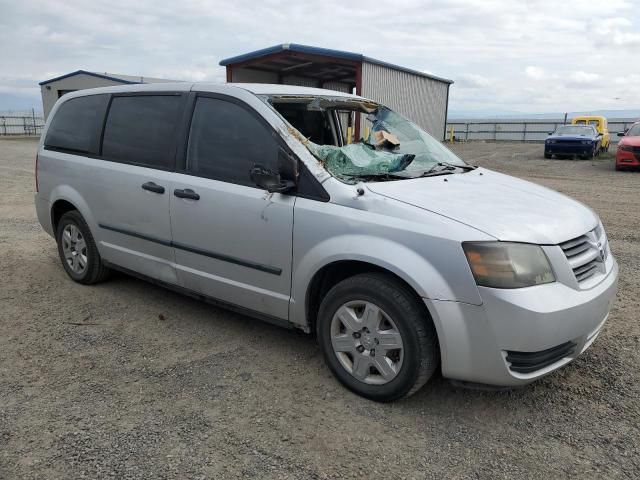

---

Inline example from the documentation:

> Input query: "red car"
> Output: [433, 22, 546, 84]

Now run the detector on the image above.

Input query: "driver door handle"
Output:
[174, 188, 200, 201]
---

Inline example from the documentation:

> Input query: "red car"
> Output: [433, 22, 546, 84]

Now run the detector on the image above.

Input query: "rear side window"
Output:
[102, 95, 183, 169]
[186, 97, 279, 186]
[44, 94, 109, 154]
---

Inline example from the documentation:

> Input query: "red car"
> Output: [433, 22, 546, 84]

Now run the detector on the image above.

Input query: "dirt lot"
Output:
[1, 137, 638, 479]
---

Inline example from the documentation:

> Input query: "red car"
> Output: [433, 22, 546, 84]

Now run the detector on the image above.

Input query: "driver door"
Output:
[169, 95, 295, 320]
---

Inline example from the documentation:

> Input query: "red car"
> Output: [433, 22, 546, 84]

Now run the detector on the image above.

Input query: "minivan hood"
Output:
[366, 168, 597, 244]
[619, 136, 640, 147]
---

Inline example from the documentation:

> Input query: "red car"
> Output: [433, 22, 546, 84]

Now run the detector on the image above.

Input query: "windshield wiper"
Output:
[420, 161, 477, 177]
[420, 170, 456, 178]
[437, 161, 477, 171]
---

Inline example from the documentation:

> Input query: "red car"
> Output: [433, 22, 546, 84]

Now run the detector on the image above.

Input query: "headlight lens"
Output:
[619, 144, 632, 152]
[581, 140, 591, 144]
[463, 242, 555, 289]
[548, 139, 556, 144]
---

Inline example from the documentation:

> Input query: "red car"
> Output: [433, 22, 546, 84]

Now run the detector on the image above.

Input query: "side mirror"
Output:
[617, 132, 625, 137]
[250, 165, 295, 194]
[548, 132, 553, 135]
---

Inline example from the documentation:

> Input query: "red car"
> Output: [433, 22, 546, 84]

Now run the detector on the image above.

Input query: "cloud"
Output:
[568, 71, 601, 85]
[456, 73, 492, 88]
[595, 17, 631, 35]
[525, 66, 545, 80]
[613, 74, 640, 85]
[1, 0, 639, 114]
[611, 31, 640, 46]
[594, 16, 640, 46]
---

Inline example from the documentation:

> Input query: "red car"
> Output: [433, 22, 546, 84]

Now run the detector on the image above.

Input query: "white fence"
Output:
[445, 119, 638, 144]
[0, 112, 44, 136]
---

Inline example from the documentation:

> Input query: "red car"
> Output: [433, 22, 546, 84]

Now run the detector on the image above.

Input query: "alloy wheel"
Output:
[61, 224, 88, 274]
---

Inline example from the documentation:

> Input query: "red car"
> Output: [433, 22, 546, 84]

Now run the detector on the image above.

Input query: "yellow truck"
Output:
[571, 116, 610, 152]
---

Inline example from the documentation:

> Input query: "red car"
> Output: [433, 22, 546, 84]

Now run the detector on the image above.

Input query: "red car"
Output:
[616, 121, 640, 171]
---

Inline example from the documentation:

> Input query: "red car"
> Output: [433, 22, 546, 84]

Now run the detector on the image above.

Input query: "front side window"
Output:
[45, 94, 109, 154]
[102, 95, 183, 169]
[186, 97, 279, 186]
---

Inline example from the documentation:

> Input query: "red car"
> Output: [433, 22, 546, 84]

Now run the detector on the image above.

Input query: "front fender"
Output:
[289, 234, 482, 328]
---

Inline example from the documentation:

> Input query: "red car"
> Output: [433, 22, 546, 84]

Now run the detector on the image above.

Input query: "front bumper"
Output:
[545, 143, 594, 156]
[616, 149, 640, 167]
[426, 255, 618, 386]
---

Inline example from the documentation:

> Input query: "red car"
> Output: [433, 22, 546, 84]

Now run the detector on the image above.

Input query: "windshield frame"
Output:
[262, 94, 469, 183]
[554, 125, 597, 136]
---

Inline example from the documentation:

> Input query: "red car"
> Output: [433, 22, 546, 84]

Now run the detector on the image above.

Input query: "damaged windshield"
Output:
[266, 95, 469, 182]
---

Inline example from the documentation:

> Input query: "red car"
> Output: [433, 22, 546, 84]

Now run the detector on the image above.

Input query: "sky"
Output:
[1, 0, 639, 115]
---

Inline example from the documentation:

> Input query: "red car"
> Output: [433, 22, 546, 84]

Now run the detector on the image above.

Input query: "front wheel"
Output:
[544, 153, 552, 159]
[317, 273, 439, 402]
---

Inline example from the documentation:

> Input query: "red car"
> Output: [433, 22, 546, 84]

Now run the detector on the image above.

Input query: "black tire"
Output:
[317, 273, 439, 402]
[544, 153, 552, 159]
[56, 210, 110, 284]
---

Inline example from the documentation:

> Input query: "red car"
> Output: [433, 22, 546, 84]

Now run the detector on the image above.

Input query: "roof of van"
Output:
[58, 82, 363, 99]
[222, 83, 360, 98]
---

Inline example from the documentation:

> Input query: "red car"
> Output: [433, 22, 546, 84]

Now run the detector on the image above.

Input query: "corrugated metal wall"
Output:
[322, 81, 352, 93]
[361, 62, 449, 140]
[231, 68, 352, 93]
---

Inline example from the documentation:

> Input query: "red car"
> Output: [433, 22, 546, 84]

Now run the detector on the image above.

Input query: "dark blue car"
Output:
[544, 125, 601, 159]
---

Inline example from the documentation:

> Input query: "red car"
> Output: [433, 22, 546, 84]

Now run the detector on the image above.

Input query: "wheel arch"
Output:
[47, 186, 98, 236]
[303, 259, 436, 340]
[51, 199, 78, 233]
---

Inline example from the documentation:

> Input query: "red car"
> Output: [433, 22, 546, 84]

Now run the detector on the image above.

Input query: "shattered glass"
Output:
[266, 95, 468, 183]
[307, 142, 415, 177]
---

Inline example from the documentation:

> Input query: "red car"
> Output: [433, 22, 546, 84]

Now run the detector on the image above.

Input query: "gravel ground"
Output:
[1, 137, 638, 479]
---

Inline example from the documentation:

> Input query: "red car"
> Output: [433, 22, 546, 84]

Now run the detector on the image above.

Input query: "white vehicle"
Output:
[35, 83, 618, 401]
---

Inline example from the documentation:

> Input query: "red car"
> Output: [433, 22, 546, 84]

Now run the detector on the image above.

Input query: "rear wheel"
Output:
[317, 273, 439, 402]
[56, 211, 110, 284]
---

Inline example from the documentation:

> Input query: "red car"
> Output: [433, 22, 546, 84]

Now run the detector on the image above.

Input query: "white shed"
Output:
[220, 44, 453, 140]
[39, 70, 177, 119]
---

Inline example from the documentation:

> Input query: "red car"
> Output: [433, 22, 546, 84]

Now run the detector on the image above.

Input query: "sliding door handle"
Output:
[174, 188, 200, 200]
[141, 182, 165, 194]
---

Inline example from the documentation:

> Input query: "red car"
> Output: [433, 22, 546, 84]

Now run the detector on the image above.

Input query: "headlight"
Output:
[548, 139, 556, 144]
[619, 145, 632, 152]
[462, 242, 555, 289]
[581, 140, 591, 144]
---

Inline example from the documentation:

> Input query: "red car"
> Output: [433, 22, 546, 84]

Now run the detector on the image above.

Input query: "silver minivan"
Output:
[35, 83, 618, 401]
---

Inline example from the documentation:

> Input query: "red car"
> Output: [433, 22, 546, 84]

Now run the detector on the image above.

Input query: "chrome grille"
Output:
[559, 228, 608, 284]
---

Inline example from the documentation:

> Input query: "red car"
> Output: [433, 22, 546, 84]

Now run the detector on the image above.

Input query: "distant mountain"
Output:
[449, 108, 640, 121]
[448, 108, 528, 119]
[0, 93, 42, 115]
